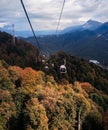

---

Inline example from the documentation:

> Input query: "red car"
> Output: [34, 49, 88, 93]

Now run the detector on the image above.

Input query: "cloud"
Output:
[0, 0, 108, 31]
[0, 22, 9, 28]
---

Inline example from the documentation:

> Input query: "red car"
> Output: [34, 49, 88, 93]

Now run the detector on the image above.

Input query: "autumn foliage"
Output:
[0, 60, 108, 130]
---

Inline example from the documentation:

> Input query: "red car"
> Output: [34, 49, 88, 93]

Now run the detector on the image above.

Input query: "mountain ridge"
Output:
[26, 20, 108, 65]
[1, 19, 103, 37]
[61, 19, 102, 34]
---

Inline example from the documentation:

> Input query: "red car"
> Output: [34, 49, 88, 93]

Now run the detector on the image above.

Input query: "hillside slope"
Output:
[0, 31, 40, 69]
[47, 52, 108, 94]
[0, 31, 108, 130]
[0, 31, 108, 94]
[0, 60, 108, 130]
[0, 31, 108, 93]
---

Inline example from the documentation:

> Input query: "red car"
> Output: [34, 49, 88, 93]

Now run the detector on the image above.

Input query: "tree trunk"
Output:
[78, 110, 81, 130]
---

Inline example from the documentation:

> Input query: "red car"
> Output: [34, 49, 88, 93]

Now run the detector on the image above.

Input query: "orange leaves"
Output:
[0, 61, 108, 130]
[20, 67, 37, 86]
[9, 66, 23, 77]
[40, 89, 57, 110]
[10, 66, 43, 87]
[80, 82, 94, 93]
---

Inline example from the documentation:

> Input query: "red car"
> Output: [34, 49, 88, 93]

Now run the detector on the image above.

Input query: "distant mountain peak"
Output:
[82, 19, 102, 30]
[86, 19, 101, 24]
[61, 20, 103, 34]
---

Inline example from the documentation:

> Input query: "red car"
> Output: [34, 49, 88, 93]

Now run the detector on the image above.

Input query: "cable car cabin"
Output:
[42, 59, 45, 63]
[51, 63, 54, 67]
[60, 65, 67, 73]
[44, 65, 49, 72]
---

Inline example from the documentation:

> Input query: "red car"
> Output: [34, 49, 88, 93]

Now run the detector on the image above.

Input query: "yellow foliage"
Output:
[0, 90, 16, 121]
[80, 82, 94, 93]
[24, 98, 48, 130]
[73, 82, 89, 98]
[0, 62, 107, 130]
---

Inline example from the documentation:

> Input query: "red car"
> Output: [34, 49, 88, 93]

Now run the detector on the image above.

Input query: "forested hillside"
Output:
[0, 31, 40, 69]
[0, 32, 108, 130]
[0, 32, 108, 94]
[0, 60, 108, 130]
[47, 52, 108, 94]
[1, 0, 108, 129]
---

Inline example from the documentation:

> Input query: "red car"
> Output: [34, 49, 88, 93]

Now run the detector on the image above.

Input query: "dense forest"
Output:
[0, 60, 108, 130]
[0, 31, 40, 69]
[0, 31, 108, 130]
[0, 31, 108, 94]
[47, 52, 108, 94]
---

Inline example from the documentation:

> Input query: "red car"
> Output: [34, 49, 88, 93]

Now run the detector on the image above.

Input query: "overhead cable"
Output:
[56, 0, 65, 34]
[20, 0, 41, 52]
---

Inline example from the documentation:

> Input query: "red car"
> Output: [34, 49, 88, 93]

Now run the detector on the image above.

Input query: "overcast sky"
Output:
[0, 0, 108, 31]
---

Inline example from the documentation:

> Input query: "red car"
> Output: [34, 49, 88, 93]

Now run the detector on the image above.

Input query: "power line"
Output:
[20, 0, 41, 53]
[56, 0, 65, 34]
